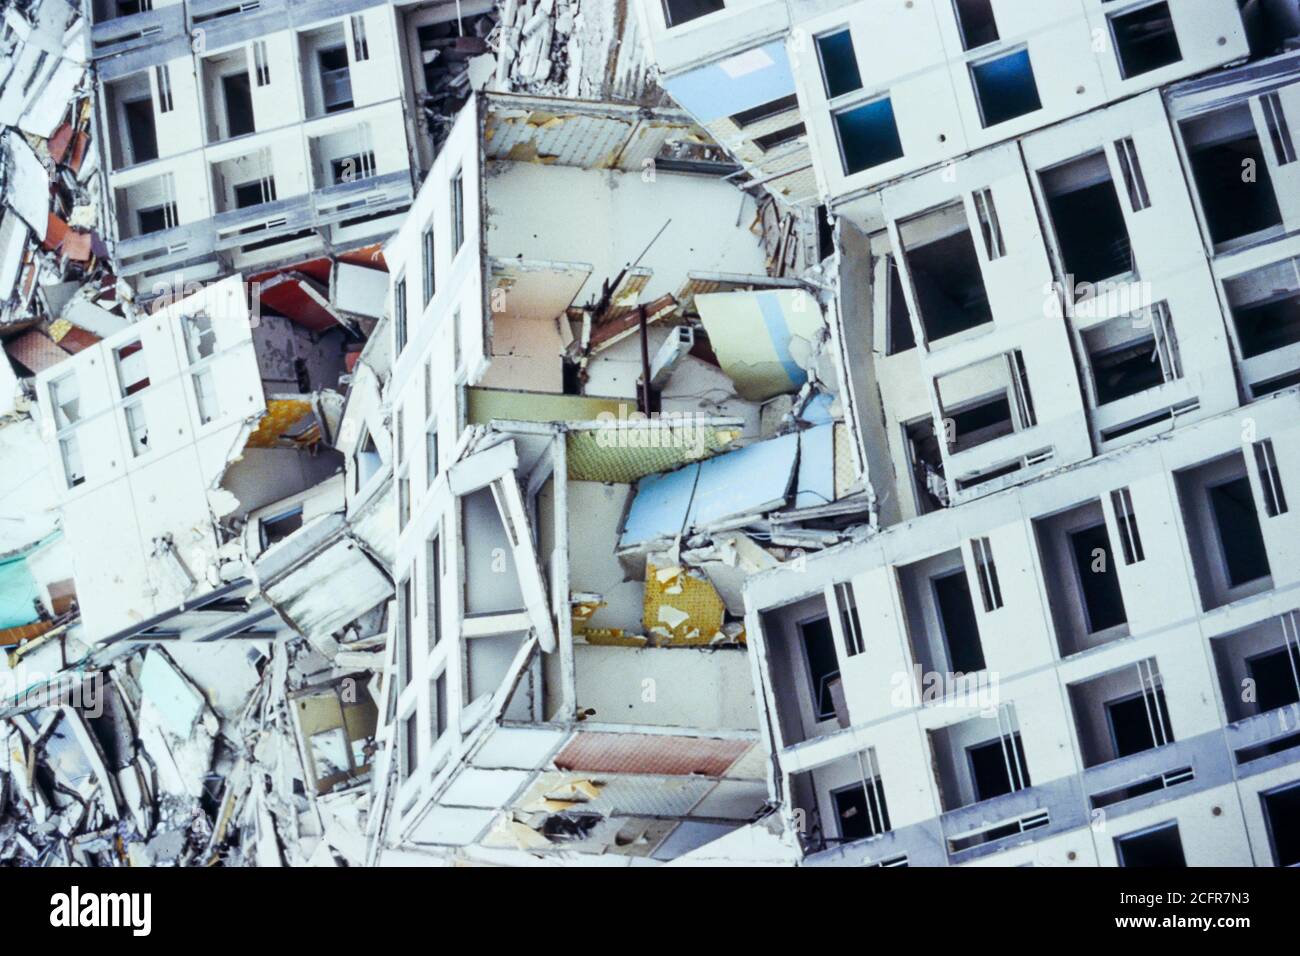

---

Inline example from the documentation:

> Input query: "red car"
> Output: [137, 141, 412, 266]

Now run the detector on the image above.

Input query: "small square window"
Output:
[834, 97, 904, 175]
[816, 29, 862, 100]
[970, 48, 1041, 128]
[1110, 2, 1182, 80]
[1116, 822, 1185, 867]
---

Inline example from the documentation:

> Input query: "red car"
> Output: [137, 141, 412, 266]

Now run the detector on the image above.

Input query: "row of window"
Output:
[815, 1, 1188, 176]
[394, 168, 464, 358]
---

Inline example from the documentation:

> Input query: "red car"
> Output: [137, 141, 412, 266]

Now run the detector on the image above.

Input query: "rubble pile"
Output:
[0, 0, 128, 377]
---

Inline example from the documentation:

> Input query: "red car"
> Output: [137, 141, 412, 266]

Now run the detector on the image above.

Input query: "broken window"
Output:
[754, 122, 806, 152]
[1109, 2, 1182, 79]
[427, 535, 442, 650]
[833, 97, 904, 175]
[1116, 822, 1185, 867]
[60, 435, 84, 488]
[49, 373, 81, 429]
[451, 169, 465, 255]
[1041, 151, 1134, 288]
[394, 276, 408, 355]
[1082, 303, 1180, 405]
[124, 403, 148, 457]
[155, 65, 173, 113]
[816, 29, 862, 100]
[936, 351, 1035, 453]
[1262, 91, 1297, 166]
[222, 71, 255, 137]
[260, 505, 304, 549]
[972, 187, 1004, 260]
[350, 14, 370, 61]
[1254, 439, 1288, 517]
[933, 568, 985, 673]
[830, 750, 890, 842]
[124, 97, 158, 164]
[898, 202, 992, 342]
[1111, 487, 1145, 564]
[905, 416, 946, 513]
[1224, 257, 1300, 359]
[356, 428, 381, 490]
[661, 0, 724, 28]
[967, 733, 1030, 801]
[113, 340, 149, 397]
[422, 227, 435, 306]
[1177, 453, 1273, 609]
[318, 46, 353, 113]
[1181, 103, 1283, 249]
[730, 94, 799, 128]
[953, 0, 998, 50]
[1115, 137, 1151, 212]
[971, 536, 1002, 612]
[184, 312, 217, 363]
[970, 47, 1041, 128]
[192, 368, 220, 424]
[1263, 783, 1300, 866]
[800, 614, 840, 722]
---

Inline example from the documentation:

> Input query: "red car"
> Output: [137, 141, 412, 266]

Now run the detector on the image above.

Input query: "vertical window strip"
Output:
[350, 14, 370, 61]
[427, 536, 441, 649]
[1262, 92, 1297, 166]
[1009, 350, 1036, 428]
[155, 64, 174, 112]
[972, 536, 1003, 611]
[995, 705, 1028, 793]
[394, 277, 407, 354]
[834, 581, 864, 656]
[973, 188, 1005, 259]
[1111, 486, 1145, 564]
[1115, 137, 1151, 211]
[1135, 658, 1170, 749]
[855, 749, 890, 837]
[1254, 439, 1288, 517]
[253, 41, 270, 87]
[422, 227, 434, 306]
[1150, 301, 1181, 381]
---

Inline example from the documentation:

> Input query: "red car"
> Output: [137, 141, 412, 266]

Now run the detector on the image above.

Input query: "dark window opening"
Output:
[1042, 152, 1133, 287]
[730, 94, 799, 128]
[662, 0, 724, 28]
[1116, 137, 1151, 211]
[233, 179, 275, 209]
[137, 203, 175, 235]
[934, 569, 985, 673]
[260, 505, 304, 549]
[1070, 521, 1128, 633]
[1116, 823, 1185, 867]
[331, 152, 375, 185]
[1255, 439, 1288, 517]
[319, 46, 353, 113]
[1209, 476, 1271, 587]
[816, 204, 835, 262]
[1110, 2, 1182, 79]
[1182, 104, 1282, 248]
[222, 72, 255, 137]
[834, 97, 903, 175]
[1263, 92, 1297, 166]
[1112, 487, 1145, 564]
[754, 122, 806, 152]
[1107, 689, 1173, 758]
[1225, 260, 1300, 359]
[832, 779, 890, 842]
[817, 29, 862, 99]
[948, 394, 1013, 452]
[970, 48, 1041, 128]
[906, 416, 946, 513]
[954, 0, 998, 50]
[1248, 648, 1300, 714]
[1252, 369, 1300, 397]
[124, 98, 158, 163]
[1263, 784, 1300, 866]
[900, 205, 992, 341]
[800, 616, 840, 721]
[1086, 329, 1164, 404]
[401, 712, 417, 779]
[886, 256, 915, 354]
[968, 734, 1030, 802]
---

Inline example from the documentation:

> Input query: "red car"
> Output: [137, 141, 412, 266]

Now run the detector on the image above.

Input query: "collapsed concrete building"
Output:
[3, 0, 1300, 868]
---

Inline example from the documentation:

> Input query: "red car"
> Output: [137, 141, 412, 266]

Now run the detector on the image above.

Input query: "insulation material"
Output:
[553, 732, 750, 777]
[642, 564, 725, 646]
[245, 399, 316, 449]
[467, 388, 631, 426]
[694, 289, 823, 401]
[566, 422, 741, 483]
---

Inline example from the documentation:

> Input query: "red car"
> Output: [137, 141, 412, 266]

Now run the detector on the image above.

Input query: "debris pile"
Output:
[0, 0, 127, 376]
